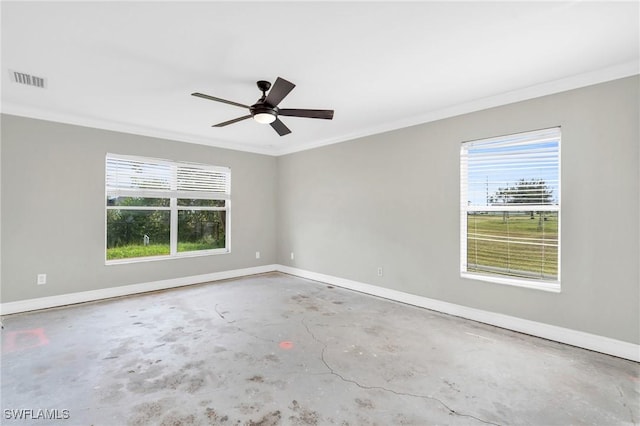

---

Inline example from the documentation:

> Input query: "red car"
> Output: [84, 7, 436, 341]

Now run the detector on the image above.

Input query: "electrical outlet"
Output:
[256, 251, 260, 259]
[37, 274, 47, 285]
[377, 267, 383, 277]
[290, 252, 295, 260]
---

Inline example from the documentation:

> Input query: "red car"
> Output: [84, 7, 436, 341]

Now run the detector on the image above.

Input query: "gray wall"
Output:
[2, 76, 638, 345]
[277, 76, 640, 344]
[1, 115, 277, 303]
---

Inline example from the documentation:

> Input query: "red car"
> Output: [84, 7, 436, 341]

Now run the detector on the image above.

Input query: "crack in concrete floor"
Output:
[301, 319, 502, 426]
[3, 273, 637, 425]
[617, 385, 638, 425]
[215, 298, 498, 424]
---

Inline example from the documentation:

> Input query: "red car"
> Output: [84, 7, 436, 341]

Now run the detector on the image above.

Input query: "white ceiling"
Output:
[2, 1, 638, 156]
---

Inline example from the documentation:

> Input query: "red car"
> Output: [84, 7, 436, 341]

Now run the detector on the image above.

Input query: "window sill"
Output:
[105, 248, 229, 266]
[461, 272, 561, 293]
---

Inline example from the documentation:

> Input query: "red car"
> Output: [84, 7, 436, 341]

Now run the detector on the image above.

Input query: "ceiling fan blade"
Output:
[270, 118, 292, 136]
[278, 109, 334, 120]
[192, 92, 249, 109]
[264, 77, 295, 107]
[213, 115, 252, 127]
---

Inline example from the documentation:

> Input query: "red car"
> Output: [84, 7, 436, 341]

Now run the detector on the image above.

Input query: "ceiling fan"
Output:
[192, 77, 334, 136]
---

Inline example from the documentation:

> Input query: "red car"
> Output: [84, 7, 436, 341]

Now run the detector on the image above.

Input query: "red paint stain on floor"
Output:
[279, 341, 294, 350]
[3, 328, 50, 354]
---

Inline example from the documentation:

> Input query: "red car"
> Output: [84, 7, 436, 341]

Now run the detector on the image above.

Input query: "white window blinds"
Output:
[106, 154, 230, 200]
[461, 127, 560, 211]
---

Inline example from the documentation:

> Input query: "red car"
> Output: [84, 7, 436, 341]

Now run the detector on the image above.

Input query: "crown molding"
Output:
[273, 60, 640, 156]
[2, 60, 638, 157]
[0, 103, 277, 156]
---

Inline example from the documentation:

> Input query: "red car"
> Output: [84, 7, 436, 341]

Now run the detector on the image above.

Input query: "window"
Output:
[460, 127, 560, 291]
[105, 154, 230, 262]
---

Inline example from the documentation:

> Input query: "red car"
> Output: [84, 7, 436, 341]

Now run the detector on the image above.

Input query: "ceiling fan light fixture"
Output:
[254, 112, 276, 124]
[192, 77, 334, 136]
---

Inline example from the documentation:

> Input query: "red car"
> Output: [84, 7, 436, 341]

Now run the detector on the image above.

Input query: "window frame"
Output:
[105, 153, 231, 264]
[460, 127, 561, 292]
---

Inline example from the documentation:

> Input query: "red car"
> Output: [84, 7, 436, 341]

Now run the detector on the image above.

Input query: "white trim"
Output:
[276, 265, 639, 362]
[105, 247, 229, 265]
[2, 264, 637, 362]
[461, 272, 560, 293]
[170, 196, 178, 256]
[0, 265, 277, 316]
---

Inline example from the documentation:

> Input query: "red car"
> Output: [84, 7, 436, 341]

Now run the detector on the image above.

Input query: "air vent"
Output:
[10, 70, 46, 88]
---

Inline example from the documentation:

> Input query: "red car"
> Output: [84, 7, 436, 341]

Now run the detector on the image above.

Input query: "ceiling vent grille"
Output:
[10, 70, 46, 88]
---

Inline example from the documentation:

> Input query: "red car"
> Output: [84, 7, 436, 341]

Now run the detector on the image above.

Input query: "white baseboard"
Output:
[0, 264, 278, 316]
[2, 263, 637, 362]
[276, 265, 640, 362]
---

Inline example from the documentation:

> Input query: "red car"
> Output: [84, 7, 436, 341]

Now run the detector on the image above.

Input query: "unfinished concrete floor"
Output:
[1, 272, 638, 425]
